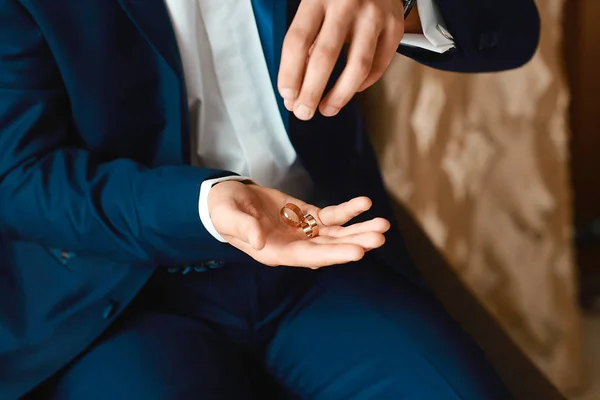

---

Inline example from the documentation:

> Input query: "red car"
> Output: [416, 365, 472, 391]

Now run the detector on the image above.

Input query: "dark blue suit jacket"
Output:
[0, 0, 539, 397]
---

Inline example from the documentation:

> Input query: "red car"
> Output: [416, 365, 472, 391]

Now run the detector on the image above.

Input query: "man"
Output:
[0, 0, 540, 398]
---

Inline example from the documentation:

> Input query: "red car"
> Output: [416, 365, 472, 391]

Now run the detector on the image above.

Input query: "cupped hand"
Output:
[208, 181, 390, 268]
[278, 0, 405, 120]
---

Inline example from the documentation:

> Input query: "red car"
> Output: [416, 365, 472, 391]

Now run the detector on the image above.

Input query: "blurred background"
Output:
[361, 0, 600, 398]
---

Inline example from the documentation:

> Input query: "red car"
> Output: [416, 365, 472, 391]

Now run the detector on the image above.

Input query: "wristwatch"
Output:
[403, 0, 417, 19]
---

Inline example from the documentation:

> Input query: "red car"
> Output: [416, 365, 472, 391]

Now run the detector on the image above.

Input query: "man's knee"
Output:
[37, 313, 253, 400]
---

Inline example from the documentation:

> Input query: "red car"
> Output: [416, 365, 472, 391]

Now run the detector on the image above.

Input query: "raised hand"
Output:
[278, 0, 405, 120]
[208, 181, 390, 268]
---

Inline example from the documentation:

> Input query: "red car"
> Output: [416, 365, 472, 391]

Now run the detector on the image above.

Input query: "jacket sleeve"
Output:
[0, 1, 240, 266]
[398, 0, 541, 72]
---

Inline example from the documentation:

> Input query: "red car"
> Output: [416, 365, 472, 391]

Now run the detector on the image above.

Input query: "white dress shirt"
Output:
[163, 0, 454, 242]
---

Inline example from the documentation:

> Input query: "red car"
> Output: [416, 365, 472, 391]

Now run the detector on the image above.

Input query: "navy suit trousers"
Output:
[29, 258, 511, 399]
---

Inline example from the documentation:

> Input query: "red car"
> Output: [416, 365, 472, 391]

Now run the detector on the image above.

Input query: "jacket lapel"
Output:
[117, 0, 184, 79]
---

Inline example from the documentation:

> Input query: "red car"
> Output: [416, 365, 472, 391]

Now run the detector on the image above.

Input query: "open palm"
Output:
[208, 181, 390, 268]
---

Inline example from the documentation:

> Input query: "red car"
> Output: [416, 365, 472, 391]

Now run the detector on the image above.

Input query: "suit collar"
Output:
[117, 0, 184, 79]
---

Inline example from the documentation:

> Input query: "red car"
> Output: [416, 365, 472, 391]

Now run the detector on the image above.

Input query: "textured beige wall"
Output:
[362, 0, 582, 393]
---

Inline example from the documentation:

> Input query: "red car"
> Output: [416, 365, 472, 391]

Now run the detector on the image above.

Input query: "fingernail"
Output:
[294, 105, 313, 120]
[280, 88, 297, 100]
[321, 106, 339, 117]
[284, 99, 294, 111]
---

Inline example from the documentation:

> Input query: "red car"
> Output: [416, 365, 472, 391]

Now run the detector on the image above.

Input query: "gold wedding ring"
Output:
[280, 203, 303, 228]
[302, 214, 319, 238]
[279, 203, 320, 239]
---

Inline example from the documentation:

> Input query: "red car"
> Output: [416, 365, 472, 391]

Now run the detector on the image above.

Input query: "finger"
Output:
[317, 196, 372, 227]
[211, 202, 266, 250]
[357, 23, 403, 93]
[283, 240, 365, 268]
[318, 14, 382, 117]
[313, 231, 386, 251]
[292, 11, 353, 120]
[278, 1, 325, 104]
[321, 217, 390, 237]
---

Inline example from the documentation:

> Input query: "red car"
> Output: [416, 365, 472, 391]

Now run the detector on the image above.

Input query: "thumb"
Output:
[212, 203, 265, 250]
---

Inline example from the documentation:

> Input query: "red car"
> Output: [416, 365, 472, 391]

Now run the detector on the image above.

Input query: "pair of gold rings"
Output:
[280, 203, 319, 238]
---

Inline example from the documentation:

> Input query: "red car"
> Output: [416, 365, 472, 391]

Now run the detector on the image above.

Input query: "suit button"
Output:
[194, 265, 208, 273]
[206, 261, 223, 269]
[102, 302, 119, 320]
[59, 250, 71, 263]
[182, 266, 192, 275]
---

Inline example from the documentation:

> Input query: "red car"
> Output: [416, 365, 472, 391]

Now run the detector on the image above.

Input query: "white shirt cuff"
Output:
[399, 0, 455, 54]
[198, 175, 253, 242]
